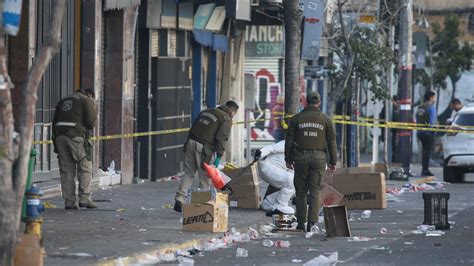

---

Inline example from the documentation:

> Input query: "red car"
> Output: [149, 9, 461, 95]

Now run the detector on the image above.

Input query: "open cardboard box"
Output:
[223, 165, 261, 209]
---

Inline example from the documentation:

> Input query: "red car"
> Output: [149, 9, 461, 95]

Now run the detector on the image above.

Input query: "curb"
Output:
[96, 223, 254, 266]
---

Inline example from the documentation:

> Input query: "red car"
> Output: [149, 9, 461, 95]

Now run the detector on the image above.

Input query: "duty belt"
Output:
[296, 148, 325, 154]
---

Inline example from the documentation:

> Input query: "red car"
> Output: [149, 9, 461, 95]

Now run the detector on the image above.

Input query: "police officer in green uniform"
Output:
[174, 101, 239, 212]
[53, 88, 97, 210]
[285, 91, 337, 232]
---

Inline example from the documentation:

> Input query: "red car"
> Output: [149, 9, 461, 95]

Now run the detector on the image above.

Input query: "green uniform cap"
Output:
[306, 91, 321, 103]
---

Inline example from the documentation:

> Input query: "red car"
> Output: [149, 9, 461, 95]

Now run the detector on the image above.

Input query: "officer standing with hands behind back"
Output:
[174, 101, 239, 212]
[285, 91, 337, 232]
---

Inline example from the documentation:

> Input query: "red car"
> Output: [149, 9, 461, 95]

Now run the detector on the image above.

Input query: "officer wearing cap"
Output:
[284, 91, 337, 232]
[174, 101, 239, 212]
[53, 88, 97, 210]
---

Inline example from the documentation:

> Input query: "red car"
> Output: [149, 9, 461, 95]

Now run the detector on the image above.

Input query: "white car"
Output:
[442, 105, 474, 182]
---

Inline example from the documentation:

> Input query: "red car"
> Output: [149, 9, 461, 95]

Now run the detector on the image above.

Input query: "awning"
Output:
[193, 30, 229, 53]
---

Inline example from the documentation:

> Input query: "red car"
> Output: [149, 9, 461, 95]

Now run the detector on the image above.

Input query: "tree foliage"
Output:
[351, 27, 396, 101]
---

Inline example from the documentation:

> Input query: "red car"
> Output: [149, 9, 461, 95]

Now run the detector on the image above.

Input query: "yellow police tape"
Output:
[32, 114, 474, 145]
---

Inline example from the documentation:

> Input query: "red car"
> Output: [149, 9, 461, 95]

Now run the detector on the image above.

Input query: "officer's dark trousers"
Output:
[293, 151, 326, 224]
[417, 133, 434, 171]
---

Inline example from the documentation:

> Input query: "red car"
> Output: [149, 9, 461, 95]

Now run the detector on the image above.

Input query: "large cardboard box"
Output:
[183, 191, 229, 232]
[334, 172, 387, 210]
[223, 165, 261, 209]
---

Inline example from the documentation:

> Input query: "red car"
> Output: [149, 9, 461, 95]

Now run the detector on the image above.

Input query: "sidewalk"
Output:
[41, 178, 268, 265]
[38, 165, 474, 265]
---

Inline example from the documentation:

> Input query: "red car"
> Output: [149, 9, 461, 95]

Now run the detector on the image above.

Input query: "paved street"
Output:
[39, 166, 474, 265]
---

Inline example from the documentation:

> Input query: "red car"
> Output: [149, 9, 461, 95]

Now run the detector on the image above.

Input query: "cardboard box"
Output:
[321, 182, 344, 207]
[223, 165, 261, 209]
[183, 191, 229, 232]
[333, 172, 387, 210]
[14, 234, 44, 266]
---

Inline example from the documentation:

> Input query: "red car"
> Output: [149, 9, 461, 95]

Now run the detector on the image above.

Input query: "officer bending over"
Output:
[174, 101, 239, 212]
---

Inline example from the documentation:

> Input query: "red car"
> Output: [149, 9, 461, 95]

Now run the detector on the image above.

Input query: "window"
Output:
[455, 113, 474, 127]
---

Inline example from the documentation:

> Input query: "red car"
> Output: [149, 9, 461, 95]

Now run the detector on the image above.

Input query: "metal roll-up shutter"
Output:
[244, 58, 280, 82]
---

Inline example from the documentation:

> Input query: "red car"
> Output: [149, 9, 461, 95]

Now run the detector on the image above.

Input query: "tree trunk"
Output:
[0, 1, 66, 264]
[283, 0, 303, 115]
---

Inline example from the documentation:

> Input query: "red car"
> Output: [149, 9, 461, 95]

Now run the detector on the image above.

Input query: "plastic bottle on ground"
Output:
[361, 210, 372, 219]
[262, 239, 274, 247]
[236, 247, 248, 258]
[274, 240, 291, 248]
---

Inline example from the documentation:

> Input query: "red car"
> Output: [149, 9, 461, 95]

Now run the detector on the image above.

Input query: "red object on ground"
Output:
[202, 163, 225, 189]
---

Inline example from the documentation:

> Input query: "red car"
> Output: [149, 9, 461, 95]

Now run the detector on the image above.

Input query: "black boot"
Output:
[296, 223, 305, 231]
[307, 221, 315, 232]
[173, 200, 183, 213]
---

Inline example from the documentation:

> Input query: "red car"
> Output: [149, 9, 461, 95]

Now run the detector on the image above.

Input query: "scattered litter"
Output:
[306, 232, 314, 239]
[274, 240, 291, 248]
[361, 210, 371, 219]
[248, 227, 259, 240]
[157, 251, 177, 262]
[175, 250, 191, 257]
[396, 210, 403, 214]
[50, 252, 94, 258]
[115, 208, 126, 212]
[417, 225, 436, 232]
[426, 230, 445, 237]
[159, 175, 181, 182]
[372, 246, 392, 253]
[178, 256, 194, 266]
[348, 214, 356, 221]
[58, 247, 69, 250]
[236, 248, 248, 258]
[464, 226, 471, 229]
[142, 242, 151, 245]
[307, 248, 318, 251]
[43, 201, 57, 208]
[434, 242, 442, 247]
[179, 217, 184, 223]
[139, 229, 147, 232]
[263, 240, 274, 247]
[404, 242, 414, 245]
[188, 249, 200, 256]
[292, 259, 303, 263]
[399, 230, 404, 235]
[448, 221, 455, 225]
[303, 252, 338, 266]
[348, 236, 375, 242]
[94, 199, 112, 202]
[380, 227, 387, 234]
[107, 160, 116, 175]
[162, 204, 173, 209]
[141, 207, 156, 211]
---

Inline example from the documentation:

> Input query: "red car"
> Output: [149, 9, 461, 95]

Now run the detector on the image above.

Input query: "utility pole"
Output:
[395, 0, 413, 174]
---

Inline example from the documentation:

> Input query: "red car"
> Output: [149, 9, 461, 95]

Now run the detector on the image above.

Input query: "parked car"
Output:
[442, 105, 474, 182]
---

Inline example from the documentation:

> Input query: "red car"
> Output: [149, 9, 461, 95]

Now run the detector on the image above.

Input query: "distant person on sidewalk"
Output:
[449, 98, 464, 122]
[416, 91, 437, 176]
[174, 101, 239, 212]
[53, 88, 97, 210]
[271, 94, 285, 142]
[285, 91, 337, 232]
[254, 140, 295, 216]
